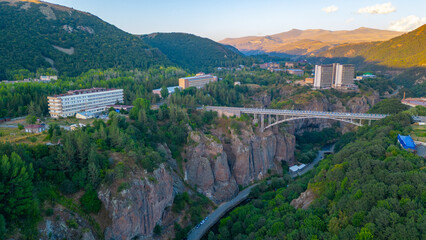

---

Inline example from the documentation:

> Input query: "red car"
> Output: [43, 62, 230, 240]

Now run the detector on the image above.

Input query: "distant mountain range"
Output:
[318, 24, 426, 68]
[220, 28, 403, 56]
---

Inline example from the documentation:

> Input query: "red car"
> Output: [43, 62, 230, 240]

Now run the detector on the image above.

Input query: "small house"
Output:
[25, 124, 46, 133]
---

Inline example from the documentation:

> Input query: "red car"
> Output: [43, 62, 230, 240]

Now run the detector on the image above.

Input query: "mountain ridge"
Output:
[220, 27, 404, 56]
[317, 24, 426, 68]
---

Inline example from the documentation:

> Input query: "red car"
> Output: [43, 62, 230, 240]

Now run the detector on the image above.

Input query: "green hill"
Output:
[318, 25, 426, 68]
[0, 0, 170, 79]
[141, 32, 251, 72]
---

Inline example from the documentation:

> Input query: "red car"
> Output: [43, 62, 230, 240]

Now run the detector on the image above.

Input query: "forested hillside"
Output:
[141, 33, 252, 72]
[318, 24, 426, 68]
[211, 106, 426, 240]
[0, 0, 170, 79]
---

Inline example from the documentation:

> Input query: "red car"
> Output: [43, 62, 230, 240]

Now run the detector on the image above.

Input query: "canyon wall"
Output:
[184, 123, 295, 203]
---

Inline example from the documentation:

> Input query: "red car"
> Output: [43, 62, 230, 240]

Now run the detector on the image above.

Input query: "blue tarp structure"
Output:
[398, 134, 416, 150]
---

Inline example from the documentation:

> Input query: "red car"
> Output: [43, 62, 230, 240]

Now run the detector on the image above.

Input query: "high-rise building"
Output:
[48, 88, 124, 118]
[179, 74, 218, 89]
[334, 64, 355, 87]
[314, 64, 354, 89]
[314, 64, 334, 88]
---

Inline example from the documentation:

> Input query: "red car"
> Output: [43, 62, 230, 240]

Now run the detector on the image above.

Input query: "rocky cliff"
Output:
[184, 121, 295, 203]
[98, 164, 174, 240]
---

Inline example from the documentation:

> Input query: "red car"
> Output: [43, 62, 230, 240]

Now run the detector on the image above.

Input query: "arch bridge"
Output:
[203, 106, 389, 132]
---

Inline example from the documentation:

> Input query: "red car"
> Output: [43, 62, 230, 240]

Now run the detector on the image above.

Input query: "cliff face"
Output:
[98, 164, 174, 240]
[184, 123, 295, 203]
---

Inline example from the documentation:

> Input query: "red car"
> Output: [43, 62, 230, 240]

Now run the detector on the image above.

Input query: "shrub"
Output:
[60, 179, 77, 195]
[80, 189, 102, 214]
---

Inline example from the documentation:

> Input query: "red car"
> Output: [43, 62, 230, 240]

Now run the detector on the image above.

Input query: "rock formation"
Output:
[98, 164, 174, 240]
[184, 124, 295, 203]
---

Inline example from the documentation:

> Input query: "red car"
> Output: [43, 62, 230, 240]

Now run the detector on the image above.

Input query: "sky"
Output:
[43, 0, 426, 41]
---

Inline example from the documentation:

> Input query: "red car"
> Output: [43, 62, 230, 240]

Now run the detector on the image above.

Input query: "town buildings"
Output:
[355, 73, 377, 80]
[48, 88, 124, 118]
[152, 86, 182, 96]
[40, 75, 58, 82]
[314, 63, 355, 89]
[401, 97, 426, 107]
[179, 74, 217, 89]
[287, 69, 304, 76]
[285, 62, 295, 68]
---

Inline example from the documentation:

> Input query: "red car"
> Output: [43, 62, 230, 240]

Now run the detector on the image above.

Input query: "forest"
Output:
[0, 95, 220, 238]
[208, 107, 426, 240]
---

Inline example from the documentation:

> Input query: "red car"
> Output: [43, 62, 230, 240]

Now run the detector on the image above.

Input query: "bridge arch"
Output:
[264, 116, 363, 130]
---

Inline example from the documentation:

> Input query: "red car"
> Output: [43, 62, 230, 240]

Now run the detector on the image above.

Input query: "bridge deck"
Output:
[205, 106, 388, 120]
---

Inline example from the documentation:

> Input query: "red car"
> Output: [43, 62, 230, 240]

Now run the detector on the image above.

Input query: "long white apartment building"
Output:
[48, 88, 124, 118]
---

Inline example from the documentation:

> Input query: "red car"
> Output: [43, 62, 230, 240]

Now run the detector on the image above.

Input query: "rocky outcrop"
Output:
[98, 164, 174, 240]
[290, 189, 316, 210]
[229, 127, 295, 186]
[184, 124, 295, 203]
[185, 132, 239, 203]
[346, 92, 380, 113]
[38, 206, 96, 240]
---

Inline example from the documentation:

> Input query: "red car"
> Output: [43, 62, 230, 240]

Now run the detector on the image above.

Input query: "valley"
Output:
[0, 1, 425, 240]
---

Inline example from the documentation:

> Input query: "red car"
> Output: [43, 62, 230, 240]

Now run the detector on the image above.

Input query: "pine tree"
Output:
[0, 153, 35, 224]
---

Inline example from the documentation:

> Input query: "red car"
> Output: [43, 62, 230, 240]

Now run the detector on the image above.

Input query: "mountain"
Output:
[0, 0, 170, 79]
[140, 32, 251, 72]
[318, 24, 426, 68]
[220, 28, 403, 56]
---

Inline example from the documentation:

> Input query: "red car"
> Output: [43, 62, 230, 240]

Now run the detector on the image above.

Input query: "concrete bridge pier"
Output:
[260, 114, 264, 132]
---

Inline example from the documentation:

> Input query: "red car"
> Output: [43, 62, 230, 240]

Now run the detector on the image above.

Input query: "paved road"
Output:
[0, 124, 18, 128]
[187, 145, 335, 240]
[186, 184, 258, 240]
[291, 144, 335, 177]
[204, 106, 388, 120]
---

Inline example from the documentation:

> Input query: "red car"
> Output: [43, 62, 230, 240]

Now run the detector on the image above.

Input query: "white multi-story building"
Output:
[314, 64, 354, 89]
[334, 64, 355, 87]
[48, 88, 124, 118]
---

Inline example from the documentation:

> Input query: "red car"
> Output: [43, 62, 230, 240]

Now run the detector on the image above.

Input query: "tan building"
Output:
[179, 74, 218, 89]
[48, 88, 123, 118]
[305, 78, 314, 84]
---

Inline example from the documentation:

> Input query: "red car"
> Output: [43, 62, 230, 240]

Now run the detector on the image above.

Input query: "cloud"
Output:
[388, 15, 426, 32]
[322, 5, 338, 13]
[357, 2, 396, 14]
[345, 18, 354, 24]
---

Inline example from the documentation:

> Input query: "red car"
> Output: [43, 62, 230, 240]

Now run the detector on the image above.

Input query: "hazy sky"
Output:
[44, 0, 426, 41]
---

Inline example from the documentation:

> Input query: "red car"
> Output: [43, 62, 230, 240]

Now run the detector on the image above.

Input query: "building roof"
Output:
[398, 134, 416, 150]
[49, 88, 122, 98]
[152, 86, 181, 92]
[180, 74, 216, 81]
[288, 69, 304, 72]
[25, 124, 45, 129]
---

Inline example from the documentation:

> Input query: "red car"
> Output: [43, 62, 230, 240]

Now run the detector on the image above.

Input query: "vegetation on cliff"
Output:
[210, 108, 426, 240]
[318, 25, 426, 68]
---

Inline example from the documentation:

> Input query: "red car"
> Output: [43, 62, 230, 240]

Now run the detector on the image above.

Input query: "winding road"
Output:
[187, 145, 335, 240]
[186, 184, 258, 240]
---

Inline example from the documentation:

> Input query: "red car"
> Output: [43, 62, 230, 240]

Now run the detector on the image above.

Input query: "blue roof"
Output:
[398, 135, 416, 150]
